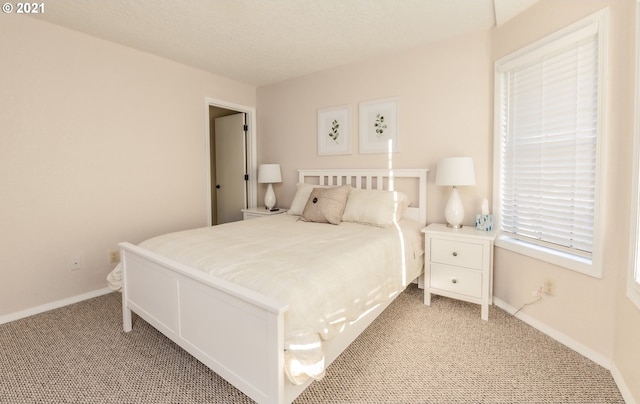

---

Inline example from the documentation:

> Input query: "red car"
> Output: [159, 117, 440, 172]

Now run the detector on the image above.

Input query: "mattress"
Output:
[107, 214, 424, 384]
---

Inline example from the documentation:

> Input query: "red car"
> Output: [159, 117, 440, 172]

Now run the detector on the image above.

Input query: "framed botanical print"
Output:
[359, 98, 399, 154]
[318, 105, 351, 156]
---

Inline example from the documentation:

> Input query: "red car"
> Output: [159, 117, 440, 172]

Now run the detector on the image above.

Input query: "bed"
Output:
[113, 168, 428, 404]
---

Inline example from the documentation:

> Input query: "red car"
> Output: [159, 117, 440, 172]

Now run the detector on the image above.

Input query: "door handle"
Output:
[215, 184, 221, 189]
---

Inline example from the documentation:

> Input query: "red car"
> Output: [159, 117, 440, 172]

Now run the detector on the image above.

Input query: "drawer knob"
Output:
[451, 278, 457, 284]
[452, 251, 458, 257]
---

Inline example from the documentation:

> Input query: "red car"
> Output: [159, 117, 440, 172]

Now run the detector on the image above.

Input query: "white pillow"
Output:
[287, 183, 332, 216]
[342, 188, 409, 227]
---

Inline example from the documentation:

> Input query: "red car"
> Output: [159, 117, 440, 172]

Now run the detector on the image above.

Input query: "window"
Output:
[494, 10, 607, 277]
[629, 3, 640, 310]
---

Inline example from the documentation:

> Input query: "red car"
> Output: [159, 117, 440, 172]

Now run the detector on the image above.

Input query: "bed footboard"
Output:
[120, 242, 289, 404]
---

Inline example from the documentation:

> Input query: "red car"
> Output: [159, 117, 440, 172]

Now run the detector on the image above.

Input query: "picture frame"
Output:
[317, 105, 351, 156]
[359, 98, 399, 154]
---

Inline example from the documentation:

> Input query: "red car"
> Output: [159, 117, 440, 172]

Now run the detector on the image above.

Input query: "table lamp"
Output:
[435, 157, 476, 228]
[258, 164, 282, 210]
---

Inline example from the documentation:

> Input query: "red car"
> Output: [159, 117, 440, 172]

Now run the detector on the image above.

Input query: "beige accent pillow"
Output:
[342, 189, 409, 227]
[298, 185, 351, 225]
[287, 183, 331, 216]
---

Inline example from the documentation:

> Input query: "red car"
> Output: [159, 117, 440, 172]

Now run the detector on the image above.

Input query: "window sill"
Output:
[495, 235, 601, 278]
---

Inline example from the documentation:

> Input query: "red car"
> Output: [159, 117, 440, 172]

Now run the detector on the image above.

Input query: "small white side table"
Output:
[422, 223, 497, 320]
[241, 207, 287, 220]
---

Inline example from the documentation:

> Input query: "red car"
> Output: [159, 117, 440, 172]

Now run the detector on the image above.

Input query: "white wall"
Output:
[257, 30, 493, 226]
[0, 16, 255, 316]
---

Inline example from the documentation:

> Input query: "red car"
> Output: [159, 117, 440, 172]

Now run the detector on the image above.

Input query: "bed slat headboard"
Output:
[298, 168, 429, 226]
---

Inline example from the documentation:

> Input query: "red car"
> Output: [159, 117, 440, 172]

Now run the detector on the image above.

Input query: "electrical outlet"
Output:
[108, 250, 120, 264]
[543, 278, 556, 296]
[70, 255, 81, 271]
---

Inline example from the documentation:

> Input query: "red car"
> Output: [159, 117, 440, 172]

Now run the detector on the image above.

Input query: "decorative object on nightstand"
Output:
[435, 157, 476, 229]
[258, 164, 282, 210]
[241, 207, 287, 220]
[475, 198, 494, 231]
[423, 223, 497, 320]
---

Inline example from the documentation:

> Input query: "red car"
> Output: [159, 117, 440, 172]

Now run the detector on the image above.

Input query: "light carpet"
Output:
[0, 285, 624, 403]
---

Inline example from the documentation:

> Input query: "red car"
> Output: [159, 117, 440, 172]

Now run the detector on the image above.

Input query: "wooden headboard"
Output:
[298, 168, 429, 226]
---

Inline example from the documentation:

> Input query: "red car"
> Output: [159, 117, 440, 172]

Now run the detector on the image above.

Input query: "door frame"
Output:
[204, 97, 257, 226]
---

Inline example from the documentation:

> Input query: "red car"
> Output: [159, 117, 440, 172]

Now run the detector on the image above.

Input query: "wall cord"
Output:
[513, 293, 542, 316]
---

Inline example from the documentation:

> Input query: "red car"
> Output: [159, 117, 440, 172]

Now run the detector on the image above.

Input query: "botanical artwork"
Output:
[329, 119, 340, 143]
[359, 98, 399, 154]
[318, 106, 351, 156]
[374, 114, 387, 137]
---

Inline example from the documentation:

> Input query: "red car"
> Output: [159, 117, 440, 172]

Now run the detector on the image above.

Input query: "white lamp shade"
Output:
[258, 164, 282, 183]
[435, 157, 476, 186]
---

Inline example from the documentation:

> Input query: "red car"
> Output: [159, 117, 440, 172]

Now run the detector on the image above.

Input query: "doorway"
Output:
[214, 112, 246, 223]
[206, 99, 257, 225]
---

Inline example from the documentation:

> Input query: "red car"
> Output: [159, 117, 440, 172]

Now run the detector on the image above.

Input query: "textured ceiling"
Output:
[32, 0, 539, 87]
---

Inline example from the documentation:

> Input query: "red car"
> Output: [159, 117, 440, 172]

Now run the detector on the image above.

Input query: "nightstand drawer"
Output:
[431, 263, 482, 299]
[430, 238, 483, 269]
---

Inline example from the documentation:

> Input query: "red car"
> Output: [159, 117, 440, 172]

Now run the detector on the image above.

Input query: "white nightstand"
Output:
[241, 207, 287, 220]
[422, 223, 497, 320]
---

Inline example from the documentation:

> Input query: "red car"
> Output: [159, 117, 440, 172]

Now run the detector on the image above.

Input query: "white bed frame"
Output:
[119, 168, 428, 404]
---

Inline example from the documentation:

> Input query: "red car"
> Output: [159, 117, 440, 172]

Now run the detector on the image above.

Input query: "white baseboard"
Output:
[610, 364, 638, 404]
[493, 297, 636, 404]
[0, 287, 113, 325]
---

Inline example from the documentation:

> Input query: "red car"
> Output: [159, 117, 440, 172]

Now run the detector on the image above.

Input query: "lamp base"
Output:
[264, 183, 276, 210]
[444, 186, 465, 229]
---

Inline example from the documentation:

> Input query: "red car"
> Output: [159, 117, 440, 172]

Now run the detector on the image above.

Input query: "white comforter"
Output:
[107, 214, 424, 384]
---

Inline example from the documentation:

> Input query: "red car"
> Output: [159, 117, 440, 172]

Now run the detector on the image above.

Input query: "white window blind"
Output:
[497, 24, 600, 259]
